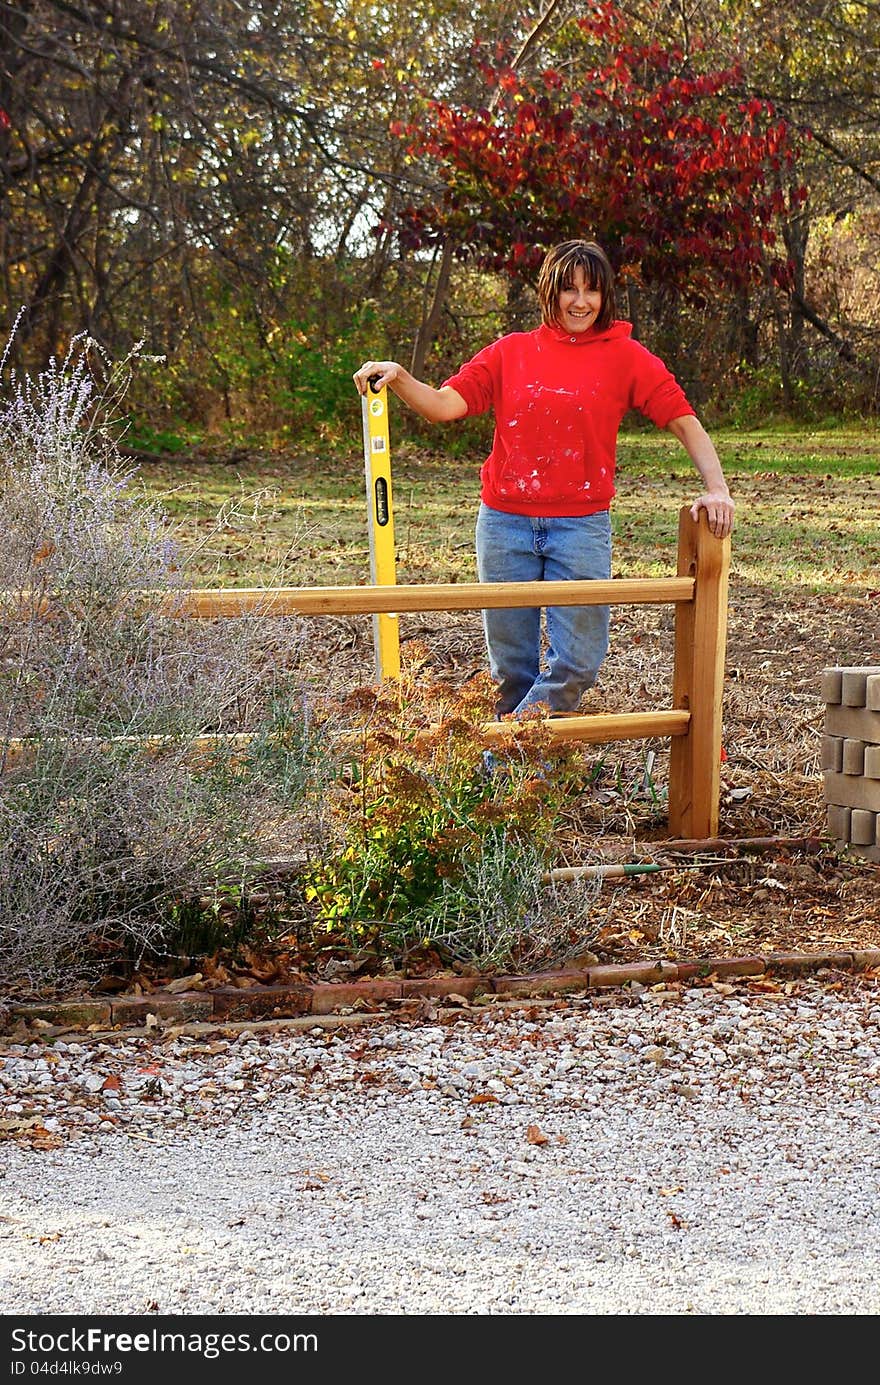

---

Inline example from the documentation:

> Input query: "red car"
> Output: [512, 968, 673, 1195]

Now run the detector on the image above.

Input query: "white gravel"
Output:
[2, 973, 879, 1316]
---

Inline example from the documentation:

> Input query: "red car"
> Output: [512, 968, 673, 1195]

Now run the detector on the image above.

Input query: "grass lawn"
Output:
[131, 422, 880, 597]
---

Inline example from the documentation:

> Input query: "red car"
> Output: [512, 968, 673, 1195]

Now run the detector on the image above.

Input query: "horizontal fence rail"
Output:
[481, 710, 691, 744]
[156, 576, 696, 618]
[2, 709, 693, 770]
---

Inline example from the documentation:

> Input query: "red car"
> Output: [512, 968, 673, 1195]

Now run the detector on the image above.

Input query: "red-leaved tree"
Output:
[390, 5, 806, 304]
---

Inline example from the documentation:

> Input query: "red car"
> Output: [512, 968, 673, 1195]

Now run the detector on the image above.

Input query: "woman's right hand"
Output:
[352, 361, 467, 422]
[352, 360, 405, 396]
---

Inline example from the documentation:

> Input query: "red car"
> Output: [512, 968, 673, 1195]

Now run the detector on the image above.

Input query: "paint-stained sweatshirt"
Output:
[441, 320, 695, 517]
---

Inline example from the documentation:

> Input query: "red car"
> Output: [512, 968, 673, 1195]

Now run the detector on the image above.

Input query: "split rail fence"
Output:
[4, 506, 729, 838]
[167, 504, 730, 840]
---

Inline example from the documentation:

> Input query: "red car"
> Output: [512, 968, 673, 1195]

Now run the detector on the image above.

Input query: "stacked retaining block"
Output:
[821, 666, 880, 863]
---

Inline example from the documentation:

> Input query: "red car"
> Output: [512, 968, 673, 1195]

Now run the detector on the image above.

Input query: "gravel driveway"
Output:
[2, 971, 879, 1316]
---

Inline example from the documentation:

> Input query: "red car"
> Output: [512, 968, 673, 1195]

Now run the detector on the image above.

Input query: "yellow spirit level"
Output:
[361, 377, 400, 680]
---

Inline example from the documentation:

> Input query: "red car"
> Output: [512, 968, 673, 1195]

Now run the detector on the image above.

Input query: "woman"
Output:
[353, 240, 734, 716]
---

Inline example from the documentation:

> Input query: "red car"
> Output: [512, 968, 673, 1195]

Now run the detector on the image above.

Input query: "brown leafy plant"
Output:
[303, 651, 602, 971]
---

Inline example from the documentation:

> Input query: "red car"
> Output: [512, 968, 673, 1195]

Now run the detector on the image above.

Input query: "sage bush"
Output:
[0, 336, 330, 991]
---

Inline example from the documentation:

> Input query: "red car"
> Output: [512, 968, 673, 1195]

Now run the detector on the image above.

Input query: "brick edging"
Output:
[5, 949, 880, 1035]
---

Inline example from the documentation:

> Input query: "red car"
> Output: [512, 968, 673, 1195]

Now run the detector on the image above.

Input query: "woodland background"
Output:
[1, 0, 879, 448]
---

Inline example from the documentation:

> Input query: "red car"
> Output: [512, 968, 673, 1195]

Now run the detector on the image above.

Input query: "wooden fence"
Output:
[165, 504, 730, 839]
[4, 506, 729, 837]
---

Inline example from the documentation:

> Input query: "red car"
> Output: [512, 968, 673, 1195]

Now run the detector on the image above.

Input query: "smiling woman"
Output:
[353, 239, 734, 717]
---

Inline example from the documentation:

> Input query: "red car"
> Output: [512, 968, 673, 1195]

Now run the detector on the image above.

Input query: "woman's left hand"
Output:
[690, 491, 735, 538]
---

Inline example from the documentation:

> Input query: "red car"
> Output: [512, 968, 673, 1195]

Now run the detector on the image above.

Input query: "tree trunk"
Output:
[410, 239, 454, 379]
[781, 205, 809, 376]
[730, 286, 759, 368]
[502, 274, 534, 333]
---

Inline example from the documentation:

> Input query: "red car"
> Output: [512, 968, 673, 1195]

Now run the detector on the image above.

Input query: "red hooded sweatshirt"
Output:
[442, 320, 695, 518]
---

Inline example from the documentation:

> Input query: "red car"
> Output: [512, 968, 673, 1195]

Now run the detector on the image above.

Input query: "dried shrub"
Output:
[0, 334, 331, 991]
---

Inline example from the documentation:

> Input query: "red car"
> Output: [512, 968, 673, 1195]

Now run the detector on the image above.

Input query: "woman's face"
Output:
[557, 265, 602, 334]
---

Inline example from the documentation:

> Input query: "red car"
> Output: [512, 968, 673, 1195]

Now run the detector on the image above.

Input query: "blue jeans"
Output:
[475, 503, 611, 716]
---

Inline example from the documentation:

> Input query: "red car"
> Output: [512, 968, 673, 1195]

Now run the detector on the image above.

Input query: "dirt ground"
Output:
[13, 567, 877, 1006]
[286, 574, 880, 972]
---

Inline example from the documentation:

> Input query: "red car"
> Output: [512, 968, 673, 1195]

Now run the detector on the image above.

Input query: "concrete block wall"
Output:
[821, 666, 880, 862]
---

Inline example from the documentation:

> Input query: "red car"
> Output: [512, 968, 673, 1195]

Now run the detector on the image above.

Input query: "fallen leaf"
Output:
[31, 1133, 64, 1150]
[470, 1093, 499, 1105]
[526, 1123, 549, 1145]
[200, 961, 231, 985]
[94, 975, 129, 994]
[164, 973, 203, 994]
[1, 1119, 64, 1151]
[0, 1117, 41, 1136]
[101, 1074, 122, 1092]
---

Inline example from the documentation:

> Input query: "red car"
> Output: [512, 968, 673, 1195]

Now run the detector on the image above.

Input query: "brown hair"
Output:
[537, 240, 616, 331]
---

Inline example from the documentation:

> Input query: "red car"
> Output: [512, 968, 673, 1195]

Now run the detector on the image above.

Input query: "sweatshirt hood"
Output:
[539, 320, 633, 347]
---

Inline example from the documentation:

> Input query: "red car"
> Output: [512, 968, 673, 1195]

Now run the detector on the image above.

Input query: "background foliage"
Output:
[2, 0, 879, 442]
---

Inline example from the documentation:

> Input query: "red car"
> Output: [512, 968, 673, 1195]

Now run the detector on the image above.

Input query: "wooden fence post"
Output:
[667, 507, 731, 839]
